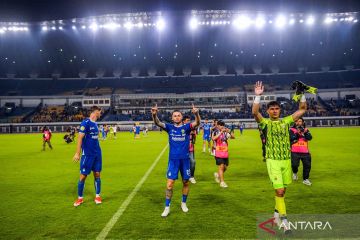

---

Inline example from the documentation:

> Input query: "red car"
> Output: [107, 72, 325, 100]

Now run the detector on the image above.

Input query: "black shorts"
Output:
[215, 157, 229, 166]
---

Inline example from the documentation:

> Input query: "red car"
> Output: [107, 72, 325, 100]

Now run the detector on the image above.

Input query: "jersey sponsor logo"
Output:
[91, 135, 99, 139]
[171, 137, 186, 141]
[90, 127, 95, 130]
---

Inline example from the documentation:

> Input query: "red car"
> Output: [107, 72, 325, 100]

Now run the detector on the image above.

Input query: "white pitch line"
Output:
[96, 144, 169, 240]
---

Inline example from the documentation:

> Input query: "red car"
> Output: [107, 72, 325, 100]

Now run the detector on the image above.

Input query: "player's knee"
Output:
[93, 172, 101, 178]
[79, 174, 87, 181]
[182, 180, 190, 186]
[166, 182, 174, 189]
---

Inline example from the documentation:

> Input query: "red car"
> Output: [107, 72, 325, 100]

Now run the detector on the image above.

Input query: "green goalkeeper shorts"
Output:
[266, 159, 292, 189]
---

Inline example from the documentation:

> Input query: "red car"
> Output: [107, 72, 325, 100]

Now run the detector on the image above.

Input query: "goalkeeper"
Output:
[252, 81, 310, 234]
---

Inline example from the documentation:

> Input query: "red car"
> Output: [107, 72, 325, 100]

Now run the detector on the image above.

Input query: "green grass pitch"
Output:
[0, 127, 359, 239]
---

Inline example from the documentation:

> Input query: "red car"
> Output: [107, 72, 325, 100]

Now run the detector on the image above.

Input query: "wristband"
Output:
[254, 96, 261, 104]
[300, 95, 306, 102]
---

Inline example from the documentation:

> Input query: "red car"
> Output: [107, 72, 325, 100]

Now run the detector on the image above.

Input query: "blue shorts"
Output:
[167, 158, 191, 180]
[203, 135, 211, 142]
[80, 153, 102, 175]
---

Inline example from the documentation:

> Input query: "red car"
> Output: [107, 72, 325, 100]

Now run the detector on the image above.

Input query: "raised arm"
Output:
[151, 104, 166, 129]
[291, 95, 307, 122]
[191, 104, 201, 129]
[252, 81, 264, 123]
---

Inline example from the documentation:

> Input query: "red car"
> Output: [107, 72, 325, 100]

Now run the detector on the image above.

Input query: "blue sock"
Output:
[94, 178, 101, 195]
[182, 194, 188, 203]
[165, 198, 171, 207]
[78, 180, 85, 197]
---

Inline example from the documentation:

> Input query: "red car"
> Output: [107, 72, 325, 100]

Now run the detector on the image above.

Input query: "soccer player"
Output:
[183, 115, 197, 184]
[42, 126, 53, 151]
[151, 104, 200, 217]
[212, 120, 234, 188]
[69, 126, 76, 142]
[290, 118, 313, 185]
[72, 106, 103, 207]
[202, 118, 212, 153]
[112, 125, 117, 139]
[239, 122, 245, 135]
[252, 81, 307, 234]
[134, 123, 141, 139]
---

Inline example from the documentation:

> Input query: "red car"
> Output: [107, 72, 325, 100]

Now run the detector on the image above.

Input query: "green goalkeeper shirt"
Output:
[259, 115, 294, 160]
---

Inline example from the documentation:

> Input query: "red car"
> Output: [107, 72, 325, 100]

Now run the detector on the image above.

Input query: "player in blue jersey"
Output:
[202, 118, 212, 153]
[151, 104, 201, 217]
[72, 106, 103, 207]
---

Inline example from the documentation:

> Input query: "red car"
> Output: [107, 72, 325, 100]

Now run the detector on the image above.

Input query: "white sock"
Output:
[96, 194, 100, 198]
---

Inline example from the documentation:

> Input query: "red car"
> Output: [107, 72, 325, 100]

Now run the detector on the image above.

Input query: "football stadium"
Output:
[0, 0, 359, 239]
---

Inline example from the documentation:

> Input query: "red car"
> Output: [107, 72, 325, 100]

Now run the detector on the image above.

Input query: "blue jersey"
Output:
[79, 119, 101, 156]
[203, 123, 211, 136]
[165, 123, 192, 159]
[135, 126, 141, 134]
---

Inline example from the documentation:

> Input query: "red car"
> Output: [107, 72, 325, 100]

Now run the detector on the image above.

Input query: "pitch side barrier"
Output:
[0, 116, 358, 134]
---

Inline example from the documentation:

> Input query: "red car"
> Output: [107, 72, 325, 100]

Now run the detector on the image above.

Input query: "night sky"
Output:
[0, 0, 359, 22]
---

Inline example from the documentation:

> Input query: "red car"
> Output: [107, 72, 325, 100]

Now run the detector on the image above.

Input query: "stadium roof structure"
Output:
[0, 6, 359, 79]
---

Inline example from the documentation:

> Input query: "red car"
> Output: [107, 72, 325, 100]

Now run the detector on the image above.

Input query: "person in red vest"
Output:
[212, 120, 234, 188]
[42, 126, 53, 151]
[290, 118, 313, 186]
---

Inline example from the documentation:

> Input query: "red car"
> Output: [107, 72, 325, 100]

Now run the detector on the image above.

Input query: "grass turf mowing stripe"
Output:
[96, 144, 168, 240]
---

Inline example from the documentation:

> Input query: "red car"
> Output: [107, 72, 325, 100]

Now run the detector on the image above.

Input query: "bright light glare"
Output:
[89, 23, 98, 31]
[255, 16, 266, 29]
[306, 16, 315, 25]
[124, 22, 133, 30]
[103, 22, 120, 30]
[189, 17, 199, 30]
[324, 17, 333, 24]
[275, 15, 287, 28]
[233, 15, 252, 29]
[156, 18, 165, 31]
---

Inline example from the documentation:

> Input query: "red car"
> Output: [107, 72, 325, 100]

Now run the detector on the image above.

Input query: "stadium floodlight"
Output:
[0, 29, 5, 34]
[89, 23, 98, 31]
[289, 18, 296, 25]
[233, 15, 252, 30]
[275, 15, 287, 29]
[306, 16, 315, 25]
[51, 26, 56, 30]
[124, 21, 133, 30]
[189, 17, 199, 30]
[103, 22, 119, 30]
[155, 18, 165, 31]
[81, 25, 86, 29]
[255, 16, 266, 29]
[354, 19, 358, 23]
[72, 25, 77, 30]
[324, 17, 333, 24]
[42, 26, 48, 31]
[58, 26, 63, 30]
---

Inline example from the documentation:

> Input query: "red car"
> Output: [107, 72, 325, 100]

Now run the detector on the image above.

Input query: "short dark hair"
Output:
[90, 105, 102, 112]
[171, 110, 182, 116]
[217, 120, 225, 126]
[267, 101, 281, 109]
[183, 115, 191, 120]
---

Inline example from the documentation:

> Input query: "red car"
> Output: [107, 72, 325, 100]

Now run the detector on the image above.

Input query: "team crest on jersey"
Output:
[181, 129, 185, 134]
[80, 126, 85, 131]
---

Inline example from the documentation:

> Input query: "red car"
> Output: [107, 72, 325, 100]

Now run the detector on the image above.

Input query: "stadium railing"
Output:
[0, 116, 358, 134]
